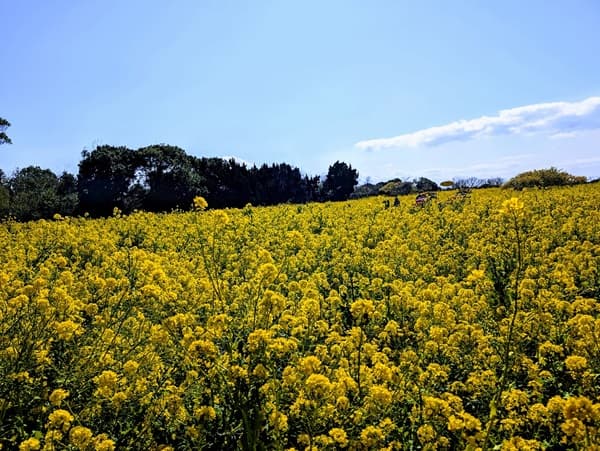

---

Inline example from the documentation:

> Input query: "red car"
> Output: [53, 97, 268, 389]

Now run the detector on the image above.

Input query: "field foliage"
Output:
[1, 185, 600, 450]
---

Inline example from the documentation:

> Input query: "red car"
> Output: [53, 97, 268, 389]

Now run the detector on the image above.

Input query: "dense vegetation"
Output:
[503, 167, 588, 190]
[0, 117, 11, 146]
[0, 144, 359, 220]
[1, 185, 599, 450]
[1, 154, 590, 222]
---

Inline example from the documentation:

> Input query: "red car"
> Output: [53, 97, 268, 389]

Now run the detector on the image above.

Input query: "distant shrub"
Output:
[379, 180, 413, 196]
[503, 167, 586, 190]
[350, 183, 383, 199]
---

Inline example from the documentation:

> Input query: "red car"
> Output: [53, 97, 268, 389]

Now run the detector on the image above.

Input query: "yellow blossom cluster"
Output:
[1, 184, 600, 449]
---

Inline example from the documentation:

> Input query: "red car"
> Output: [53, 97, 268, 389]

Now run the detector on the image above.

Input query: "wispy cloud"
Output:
[550, 131, 578, 139]
[355, 96, 600, 150]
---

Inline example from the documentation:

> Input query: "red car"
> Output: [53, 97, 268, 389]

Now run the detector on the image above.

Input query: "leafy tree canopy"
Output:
[78, 146, 139, 216]
[378, 180, 413, 196]
[8, 166, 61, 221]
[503, 167, 586, 190]
[322, 161, 359, 201]
[137, 144, 205, 212]
[0, 117, 12, 145]
[414, 177, 440, 192]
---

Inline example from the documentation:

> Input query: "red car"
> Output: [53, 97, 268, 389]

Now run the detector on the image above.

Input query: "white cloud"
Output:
[356, 96, 600, 150]
[550, 132, 578, 139]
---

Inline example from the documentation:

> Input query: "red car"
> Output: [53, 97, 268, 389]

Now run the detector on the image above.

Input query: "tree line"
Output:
[0, 144, 360, 221]
[0, 117, 589, 221]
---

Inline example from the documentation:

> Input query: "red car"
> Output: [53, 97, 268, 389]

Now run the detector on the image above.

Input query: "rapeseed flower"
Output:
[193, 196, 208, 211]
[69, 426, 93, 449]
[18, 438, 40, 451]
[47, 409, 74, 432]
[1, 183, 600, 449]
[49, 389, 69, 406]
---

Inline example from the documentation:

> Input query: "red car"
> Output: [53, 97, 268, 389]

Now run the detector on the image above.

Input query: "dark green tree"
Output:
[350, 182, 386, 199]
[0, 118, 12, 145]
[192, 157, 232, 209]
[191, 157, 251, 209]
[0, 169, 9, 216]
[414, 177, 440, 192]
[250, 163, 311, 205]
[56, 172, 79, 216]
[378, 179, 413, 196]
[302, 174, 321, 203]
[224, 158, 252, 207]
[137, 145, 205, 212]
[8, 166, 62, 221]
[322, 161, 359, 201]
[78, 146, 139, 216]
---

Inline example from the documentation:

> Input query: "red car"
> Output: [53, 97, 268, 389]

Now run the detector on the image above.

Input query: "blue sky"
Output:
[1, 0, 599, 182]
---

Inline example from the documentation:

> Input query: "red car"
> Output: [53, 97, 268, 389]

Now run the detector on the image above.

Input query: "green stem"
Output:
[482, 212, 524, 450]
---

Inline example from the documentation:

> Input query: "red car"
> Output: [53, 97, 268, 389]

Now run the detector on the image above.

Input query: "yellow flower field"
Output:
[1, 185, 600, 450]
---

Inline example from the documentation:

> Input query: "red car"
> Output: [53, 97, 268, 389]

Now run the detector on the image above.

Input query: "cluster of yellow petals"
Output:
[0, 184, 599, 449]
